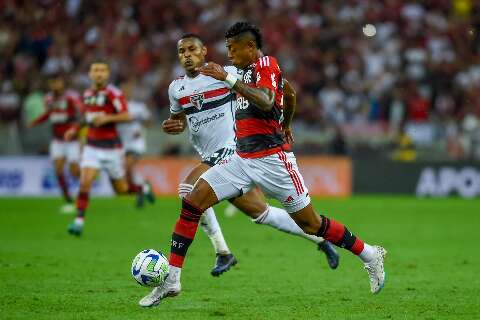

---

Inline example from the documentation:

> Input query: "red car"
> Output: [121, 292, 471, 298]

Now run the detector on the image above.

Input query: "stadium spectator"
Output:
[1, 0, 480, 160]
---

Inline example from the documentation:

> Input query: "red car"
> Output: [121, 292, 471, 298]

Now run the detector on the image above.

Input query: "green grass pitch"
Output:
[1, 196, 479, 320]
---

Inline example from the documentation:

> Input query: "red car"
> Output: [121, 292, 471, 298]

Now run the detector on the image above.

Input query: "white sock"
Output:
[253, 206, 325, 244]
[168, 265, 182, 283]
[358, 243, 376, 263]
[200, 208, 231, 255]
[74, 217, 84, 226]
[133, 172, 145, 186]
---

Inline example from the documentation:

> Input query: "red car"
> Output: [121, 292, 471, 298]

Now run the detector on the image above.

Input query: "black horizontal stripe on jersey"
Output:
[87, 137, 122, 149]
[236, 133, 286, 154]
[183, 93, 235, 115]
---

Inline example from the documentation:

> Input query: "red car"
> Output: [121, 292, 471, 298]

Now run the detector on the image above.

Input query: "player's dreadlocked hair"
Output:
[180, 33, 204, 45]
[225, 22, 263, 49]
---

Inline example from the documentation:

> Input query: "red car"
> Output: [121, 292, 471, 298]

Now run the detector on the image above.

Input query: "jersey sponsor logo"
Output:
[50, 100, 67, 110]
[236, 96, 250, 110]
[49, 113, 69, 123]
[84, 93, 106, 106]
[188, 112, 225, 132]
[85, 111, 105, 123]
[190, 93, 205, 110]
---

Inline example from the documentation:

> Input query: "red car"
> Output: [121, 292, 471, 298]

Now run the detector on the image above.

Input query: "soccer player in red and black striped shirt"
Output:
[139, 22, 387, 307]
[64, 60, 154, 236]
[29, 74, 81, 213]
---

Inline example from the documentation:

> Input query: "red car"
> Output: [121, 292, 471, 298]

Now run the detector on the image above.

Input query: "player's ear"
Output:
[248, 40, 257, 53]
[202, 45, 207, 57]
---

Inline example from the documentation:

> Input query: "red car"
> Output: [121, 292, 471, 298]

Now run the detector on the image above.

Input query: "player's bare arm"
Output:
[64, 124, 80, 141]
[93, 111, 132, 127]
[162, 112, 187, 135]
[282, 78, 296, 144]
[198, 62, 275, 111]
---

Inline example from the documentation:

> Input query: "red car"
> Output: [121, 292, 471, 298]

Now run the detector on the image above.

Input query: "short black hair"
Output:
[180, 33, 204, 45]
[91, 58, 109, 67]
[48, 72, 64, 81]
[225, 22, 262, 49]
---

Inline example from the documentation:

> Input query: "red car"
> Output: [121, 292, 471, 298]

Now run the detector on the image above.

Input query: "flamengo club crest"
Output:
[190, 93, 205, 110]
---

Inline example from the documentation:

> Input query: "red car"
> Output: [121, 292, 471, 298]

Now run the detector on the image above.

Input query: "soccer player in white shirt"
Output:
[118, 80, 154, 207]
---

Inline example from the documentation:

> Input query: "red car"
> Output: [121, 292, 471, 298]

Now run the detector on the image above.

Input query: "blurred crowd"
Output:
[1, 0, 480, 159]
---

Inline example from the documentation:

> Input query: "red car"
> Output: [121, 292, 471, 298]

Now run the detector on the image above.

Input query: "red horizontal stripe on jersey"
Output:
[53, 123, 77, 140]
[179, 87, 230, 106]
[84, 106, 115, 113]
[235, 118, 281, 138]
[237, 143, 291, 159]
[87, 127, 120, 140]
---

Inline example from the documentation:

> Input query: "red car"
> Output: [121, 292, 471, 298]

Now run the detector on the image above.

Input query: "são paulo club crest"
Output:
[190, 93, 205, 110]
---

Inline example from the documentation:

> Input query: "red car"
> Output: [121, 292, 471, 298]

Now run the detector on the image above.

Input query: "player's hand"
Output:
[64, 128, 77, 141]
[93, 115, 109, 127]
[283, 126, 295, 145]
[197, 62, 227, 81]
[162, 119, 185, 135]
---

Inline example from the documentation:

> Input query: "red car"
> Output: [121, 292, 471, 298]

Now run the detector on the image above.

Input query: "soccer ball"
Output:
[131, 249, 170, 287]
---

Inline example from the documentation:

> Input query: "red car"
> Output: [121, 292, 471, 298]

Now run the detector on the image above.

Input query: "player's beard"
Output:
[93, 79, 107, 89]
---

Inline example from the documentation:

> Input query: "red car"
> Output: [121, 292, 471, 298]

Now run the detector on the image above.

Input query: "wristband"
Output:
[225, 73, 238, 88]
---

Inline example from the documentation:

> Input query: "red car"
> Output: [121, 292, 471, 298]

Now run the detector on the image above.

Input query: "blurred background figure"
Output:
[27, 73, 82, 213]
[118, 77, 152, 208]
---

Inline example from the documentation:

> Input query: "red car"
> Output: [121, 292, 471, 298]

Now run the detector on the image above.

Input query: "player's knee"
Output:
[184, 180, 216, 211]
[55, 168, 63, 177]
[79, 177, 94, 192]
[178, 183, 194, 199]
[79, 183, 90, 193]
[184, 189, 203, 209]
[70, 164, 80, 178]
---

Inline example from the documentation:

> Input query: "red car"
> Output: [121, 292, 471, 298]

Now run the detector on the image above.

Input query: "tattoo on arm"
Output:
[232, 82, 275, 112]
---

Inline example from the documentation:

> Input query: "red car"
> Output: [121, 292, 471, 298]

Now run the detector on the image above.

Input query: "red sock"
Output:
[57, 174, 72, 202]
[128, 182, 141, 194]
[169, 199, 203, 268]
[76, 191, 89, 218]
[316, 215, 364, 255]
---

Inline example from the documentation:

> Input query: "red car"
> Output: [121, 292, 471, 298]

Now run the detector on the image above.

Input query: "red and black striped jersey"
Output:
[235, 55, 290, 158]
[32, 90, 81, 140]
[82, 84, 127, 149]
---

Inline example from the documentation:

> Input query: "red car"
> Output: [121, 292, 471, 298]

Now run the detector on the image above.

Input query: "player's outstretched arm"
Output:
[92, 111, 132, 127]
[162, 112, 186, 135]
[198, 62, 275, 112]
[282, 79, 296, 145]
[28, 111, 50, 128]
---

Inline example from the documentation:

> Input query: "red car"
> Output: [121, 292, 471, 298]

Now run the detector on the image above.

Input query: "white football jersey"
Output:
[168, 66, 242, 160]
[118, 100, 150, 144]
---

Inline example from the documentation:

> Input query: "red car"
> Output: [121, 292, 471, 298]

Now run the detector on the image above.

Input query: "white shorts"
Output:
[123, 138, 146, 156]
[201, 151, 311, 213]
[80, 145, 125, 180]
[50, 140, 80, 163]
